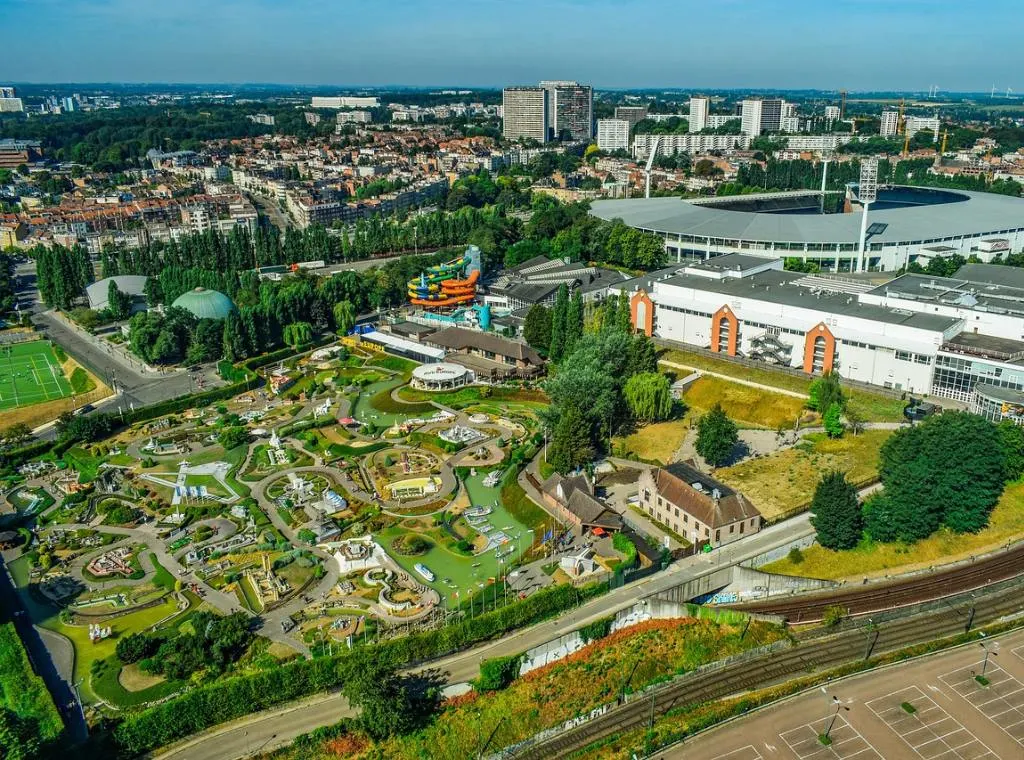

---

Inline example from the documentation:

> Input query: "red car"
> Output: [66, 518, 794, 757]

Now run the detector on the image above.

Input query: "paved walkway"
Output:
[658, 360, 808, 399]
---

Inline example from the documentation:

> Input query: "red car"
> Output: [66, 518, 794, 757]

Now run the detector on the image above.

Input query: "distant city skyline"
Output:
[2, 0, 1022, 92]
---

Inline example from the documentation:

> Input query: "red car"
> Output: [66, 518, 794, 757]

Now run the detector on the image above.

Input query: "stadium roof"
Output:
[590, 188, 1024, 246]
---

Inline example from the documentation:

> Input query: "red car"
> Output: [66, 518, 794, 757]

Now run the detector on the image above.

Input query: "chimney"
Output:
[712, 488, 721, 501]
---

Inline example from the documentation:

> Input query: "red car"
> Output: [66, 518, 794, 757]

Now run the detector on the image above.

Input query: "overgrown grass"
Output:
[683, 375, 811, 429]
[763, 479, 1024, 580]
[613, 418, 690, 465]
[69, 366, 95, 394]
[716, 430, 891, 522]
[659, 348, 906, 422]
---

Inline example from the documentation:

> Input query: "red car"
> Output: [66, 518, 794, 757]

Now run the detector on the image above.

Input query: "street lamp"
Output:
[821, 696, 849, 745]
[979, 633, 997, 677]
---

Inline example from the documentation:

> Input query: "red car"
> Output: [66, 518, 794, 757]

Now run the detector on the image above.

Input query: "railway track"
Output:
[731, 543, 1024, 623]
[507, 585, 1023, 760]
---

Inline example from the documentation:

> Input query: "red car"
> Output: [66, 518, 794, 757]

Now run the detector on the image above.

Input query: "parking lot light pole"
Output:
[822, 696, 849, 744]
[979, 635, 997, 677]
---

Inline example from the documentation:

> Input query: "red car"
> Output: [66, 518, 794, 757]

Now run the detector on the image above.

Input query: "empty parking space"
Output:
[867, 686, 998, 760]
[719, 748, 763, 760]
[1013, 644, 1024, 664]
[780, 714, 881, 760]
[940, 662, 1024, 746]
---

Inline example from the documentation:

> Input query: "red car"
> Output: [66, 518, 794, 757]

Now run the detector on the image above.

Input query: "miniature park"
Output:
[1, 332, 648, 715]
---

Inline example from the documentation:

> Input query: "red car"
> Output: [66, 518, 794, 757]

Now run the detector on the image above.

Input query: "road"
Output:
[661, 627, 1024, 760]
[155, 513, 814, 759]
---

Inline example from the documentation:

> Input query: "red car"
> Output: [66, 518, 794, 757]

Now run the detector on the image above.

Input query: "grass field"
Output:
[659, 348, 907, 422]
[683, 375, 811, 429]
[716, 430, 892, 521]
[763, 479, 1024, 580]
[0, 340, 73, 410]
[613, 418, 690, 464]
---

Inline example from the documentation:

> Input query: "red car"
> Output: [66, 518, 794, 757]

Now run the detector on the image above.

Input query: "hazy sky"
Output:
[3, 0, 1021, 91]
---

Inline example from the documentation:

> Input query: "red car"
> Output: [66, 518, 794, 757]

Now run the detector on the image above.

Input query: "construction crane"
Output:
[644, 137, 661, 199]
[940, 129, 949, 154]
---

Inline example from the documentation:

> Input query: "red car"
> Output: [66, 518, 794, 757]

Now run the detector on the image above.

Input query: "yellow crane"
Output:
[940, 129, 949, 154]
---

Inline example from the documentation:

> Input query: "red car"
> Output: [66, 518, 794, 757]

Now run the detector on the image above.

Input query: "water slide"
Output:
[408, 245, 483, 308]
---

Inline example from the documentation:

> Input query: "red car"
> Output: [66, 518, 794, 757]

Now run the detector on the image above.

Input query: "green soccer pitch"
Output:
[0, 341, 74, 411]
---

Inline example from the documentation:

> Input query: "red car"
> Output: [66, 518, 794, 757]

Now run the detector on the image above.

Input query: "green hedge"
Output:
[113, 581, 606, 756]
[0, 623, 63, 742]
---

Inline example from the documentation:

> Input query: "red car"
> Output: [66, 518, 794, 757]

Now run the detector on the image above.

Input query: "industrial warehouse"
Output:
[611, 254, 1024, 423]
[591, 186, 1024, 273]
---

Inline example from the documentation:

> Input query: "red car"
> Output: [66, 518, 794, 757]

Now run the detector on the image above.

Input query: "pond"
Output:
[376, 471, 531, 603]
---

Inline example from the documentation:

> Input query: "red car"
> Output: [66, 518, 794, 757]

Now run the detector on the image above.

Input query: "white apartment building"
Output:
[336, 110, 372, 126]
[880, 110, 901, 138]
[824, 105, 841, 125]
[310, 96, 380, 109]
[503, 87, 549, 143]
[906, 115, 941, 140]
[633, 133, 751, 158]
[596, 119, 630, 152]
[688, 97, 709, 133]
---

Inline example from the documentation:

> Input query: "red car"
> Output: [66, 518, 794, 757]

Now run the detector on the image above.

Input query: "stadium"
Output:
[590, 186, 1024, 273]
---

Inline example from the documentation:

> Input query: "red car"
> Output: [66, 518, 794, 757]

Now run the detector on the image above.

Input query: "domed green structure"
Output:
[170, 287, 237, 321]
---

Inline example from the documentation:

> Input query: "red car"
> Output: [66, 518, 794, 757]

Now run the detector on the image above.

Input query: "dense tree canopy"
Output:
[623, 372, 674, 423]
[810, 471, 862, 550]
[870, 412, 1009, 541]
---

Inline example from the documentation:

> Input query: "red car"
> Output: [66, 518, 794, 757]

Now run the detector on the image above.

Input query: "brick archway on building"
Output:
[803, 323, 836, 374]
[711, 305, 738, 356]
[630, 290, 654, 337]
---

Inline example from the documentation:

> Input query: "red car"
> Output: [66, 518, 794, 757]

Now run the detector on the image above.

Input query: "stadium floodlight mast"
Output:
[644, 136, 661, 199]
[819, 148, 833, 213]
[857, 157, 879, 272]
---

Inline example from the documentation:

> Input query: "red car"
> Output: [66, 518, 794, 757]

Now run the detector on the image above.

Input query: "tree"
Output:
[548, 404, 594, 474]
[623, 372, 673, 423]
[340, 657, 426, 741]
[1, 422, 33, 447]
[998, 420, 1024, 482]
[107, 280, 132, 321]
[823, 402, 845, 438]
[217, 426, 249, 450]
[0, 708, 41, 760]
[810, 471, 862, 550]
[565, 289, 584, 356]
[332, 300, 356, 336]
[282, 321, 313, 349]
[877, 412, 1007, 541]
[117, 632, 158, 664]
[808, 371, 844, 413]
[522, 304, 552, 355]
[695, 403, 738, 467]
[548, 283, 570, 363]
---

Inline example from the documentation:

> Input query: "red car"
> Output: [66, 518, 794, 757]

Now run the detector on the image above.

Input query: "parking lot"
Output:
[659, 628, 1024, 760]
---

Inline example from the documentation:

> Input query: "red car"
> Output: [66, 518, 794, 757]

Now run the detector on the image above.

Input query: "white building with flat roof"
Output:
[688, 97, 709, 133]
[311, 96, 379, 109]
[596, 119, 630, 152]
[881, 110, 900, 138]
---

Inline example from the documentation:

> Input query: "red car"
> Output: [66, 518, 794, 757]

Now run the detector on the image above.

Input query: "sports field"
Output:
[0, 340, 74, 410]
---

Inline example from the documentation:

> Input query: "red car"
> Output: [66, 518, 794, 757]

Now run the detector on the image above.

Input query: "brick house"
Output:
[540, 473, 622, 533]
[637, 462, 761, 547]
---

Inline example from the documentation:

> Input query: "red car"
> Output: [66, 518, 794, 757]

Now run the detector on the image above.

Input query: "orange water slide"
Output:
[409, 292, 476, 307]
[441, 268, 480, 294]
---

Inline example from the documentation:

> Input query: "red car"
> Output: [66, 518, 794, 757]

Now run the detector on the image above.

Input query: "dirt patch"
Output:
[118, 663, 166, 692]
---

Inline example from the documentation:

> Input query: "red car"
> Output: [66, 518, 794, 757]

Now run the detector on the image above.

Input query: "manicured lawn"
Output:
[368, 354, 420, 374]
[683, 375, 810, 429]
[398, 385, 548, 409]
[613, 418, 690, 465]
[63, 445, 106, 482]
[716, 430, 892, 522]
[764, 479, 1024, 580]
[149, 552, 176, 591]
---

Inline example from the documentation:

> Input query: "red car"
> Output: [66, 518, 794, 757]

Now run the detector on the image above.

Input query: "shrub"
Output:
[474, 654, 522, 692]
[822, 604, 848, 627]
[787, 547, 804, 564]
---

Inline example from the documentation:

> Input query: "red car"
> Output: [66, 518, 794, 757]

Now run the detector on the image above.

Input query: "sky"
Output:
[2, 0, 1021, 91]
